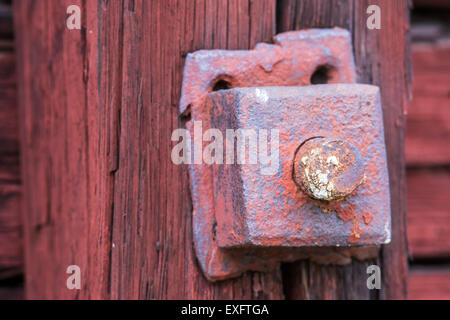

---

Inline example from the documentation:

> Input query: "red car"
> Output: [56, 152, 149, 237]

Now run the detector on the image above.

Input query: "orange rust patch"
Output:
[335, 204, 356, 223]
[348, 216, 362, 243]
[312, 199, 364, 242]
[314, 200, 356, 223]
[362, 211, 373, 225]
[279, 137, 309, 209]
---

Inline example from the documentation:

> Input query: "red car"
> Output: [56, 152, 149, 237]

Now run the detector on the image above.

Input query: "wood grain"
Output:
[109, 0, 281, 300]
[0, 4, 23, 306]
[282, 260, 378, 300]
[0, 47, 21, 278]
[14, 0, 283, 299]
[14, 0, 110, 299]
[277, 0, 411, 299]
[405, 16, 450, 300]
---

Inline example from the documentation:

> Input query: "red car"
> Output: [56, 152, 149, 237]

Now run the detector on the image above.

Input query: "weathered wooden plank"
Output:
[405, 43, 450, 166]
[407, 169, 450, 258]
[0, 183, 21, 278]
[277, 0, 411, 299]
[0, 1, 13, 39]
[108, 0, 281, 300]
[15, 0, 283, 299]
[409, 268, 450, 300]
[282, 260, 378, 300]
[14, 0, 109, 299]
[0, 53, 19, 178]
[0, 49, 21, 279]
[413, 0, 450, 9]
[0, 285, 23, 300]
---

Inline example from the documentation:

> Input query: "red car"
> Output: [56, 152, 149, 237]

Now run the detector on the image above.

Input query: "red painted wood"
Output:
[413, 0, 450, 9]
[405, 43, 450, 166]
[278, 0, 411, 300]
[409, 269, 450, 300]
[14, 0, 110, 299]
[404, 13, 450, 299]
[0, 47, 21, 279]
[14, 0, 283, 299]
[0, 2, 22, 303]
[0, 286, 23, 300]
[407, 169, 450, 258]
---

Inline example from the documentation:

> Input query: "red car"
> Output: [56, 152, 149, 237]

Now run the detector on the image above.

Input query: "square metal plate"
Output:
[208, 85, 390, 248]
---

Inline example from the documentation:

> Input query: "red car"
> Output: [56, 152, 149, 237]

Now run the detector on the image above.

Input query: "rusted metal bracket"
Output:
[179, 28, 391, 281]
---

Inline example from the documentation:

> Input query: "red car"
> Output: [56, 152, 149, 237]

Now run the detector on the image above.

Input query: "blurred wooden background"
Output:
[406, 1, 450, 300]
[0, 0, 22, 300]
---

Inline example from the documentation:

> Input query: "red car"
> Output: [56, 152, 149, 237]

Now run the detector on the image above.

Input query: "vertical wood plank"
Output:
[14, 0, 282, 299]
[277, 0, 411, 299]
[108, 0, 282, 300]
[0, 21, 22, 280]
[14, 0, 109, 299]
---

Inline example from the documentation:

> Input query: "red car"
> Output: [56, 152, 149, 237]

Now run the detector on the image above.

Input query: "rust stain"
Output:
[348, 216, 363, 243]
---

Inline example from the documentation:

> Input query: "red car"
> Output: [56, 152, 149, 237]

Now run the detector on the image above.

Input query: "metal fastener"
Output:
[294, 137, 365, 201]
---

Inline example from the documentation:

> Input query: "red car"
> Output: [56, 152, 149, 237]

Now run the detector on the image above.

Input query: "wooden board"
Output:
[405, 14, 450, 299]
[409, 268, 450, 300]
[405, 43, 450, 166]
[14, 0, 282, 300]
[0, 285, 23, 300]
[407, 169, 450, 258]
[0, 46, 22, 278]
[278, 0, 411, 299]
[14, 0, 410, 299]
[0, 2, 23, 303]
[413, 0, 450, 9]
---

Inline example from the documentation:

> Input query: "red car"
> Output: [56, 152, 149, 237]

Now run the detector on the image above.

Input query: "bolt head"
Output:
[294, 137, 365, 201]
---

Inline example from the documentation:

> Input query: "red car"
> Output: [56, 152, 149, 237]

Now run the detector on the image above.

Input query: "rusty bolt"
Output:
[293, 137, 364, 201]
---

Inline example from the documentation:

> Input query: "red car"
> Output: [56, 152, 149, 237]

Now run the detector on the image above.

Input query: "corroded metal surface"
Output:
[180, 28, 356, 115]
[294, 138, 365, 201]
[179, 28, 390, 281]
[209, 85, 390, 249]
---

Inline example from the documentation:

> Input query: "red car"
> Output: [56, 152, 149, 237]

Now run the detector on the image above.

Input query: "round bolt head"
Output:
[293, 137, 365, 201]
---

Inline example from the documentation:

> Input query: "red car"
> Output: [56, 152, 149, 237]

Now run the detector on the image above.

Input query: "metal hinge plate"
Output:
[178, 28, 390, 281]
